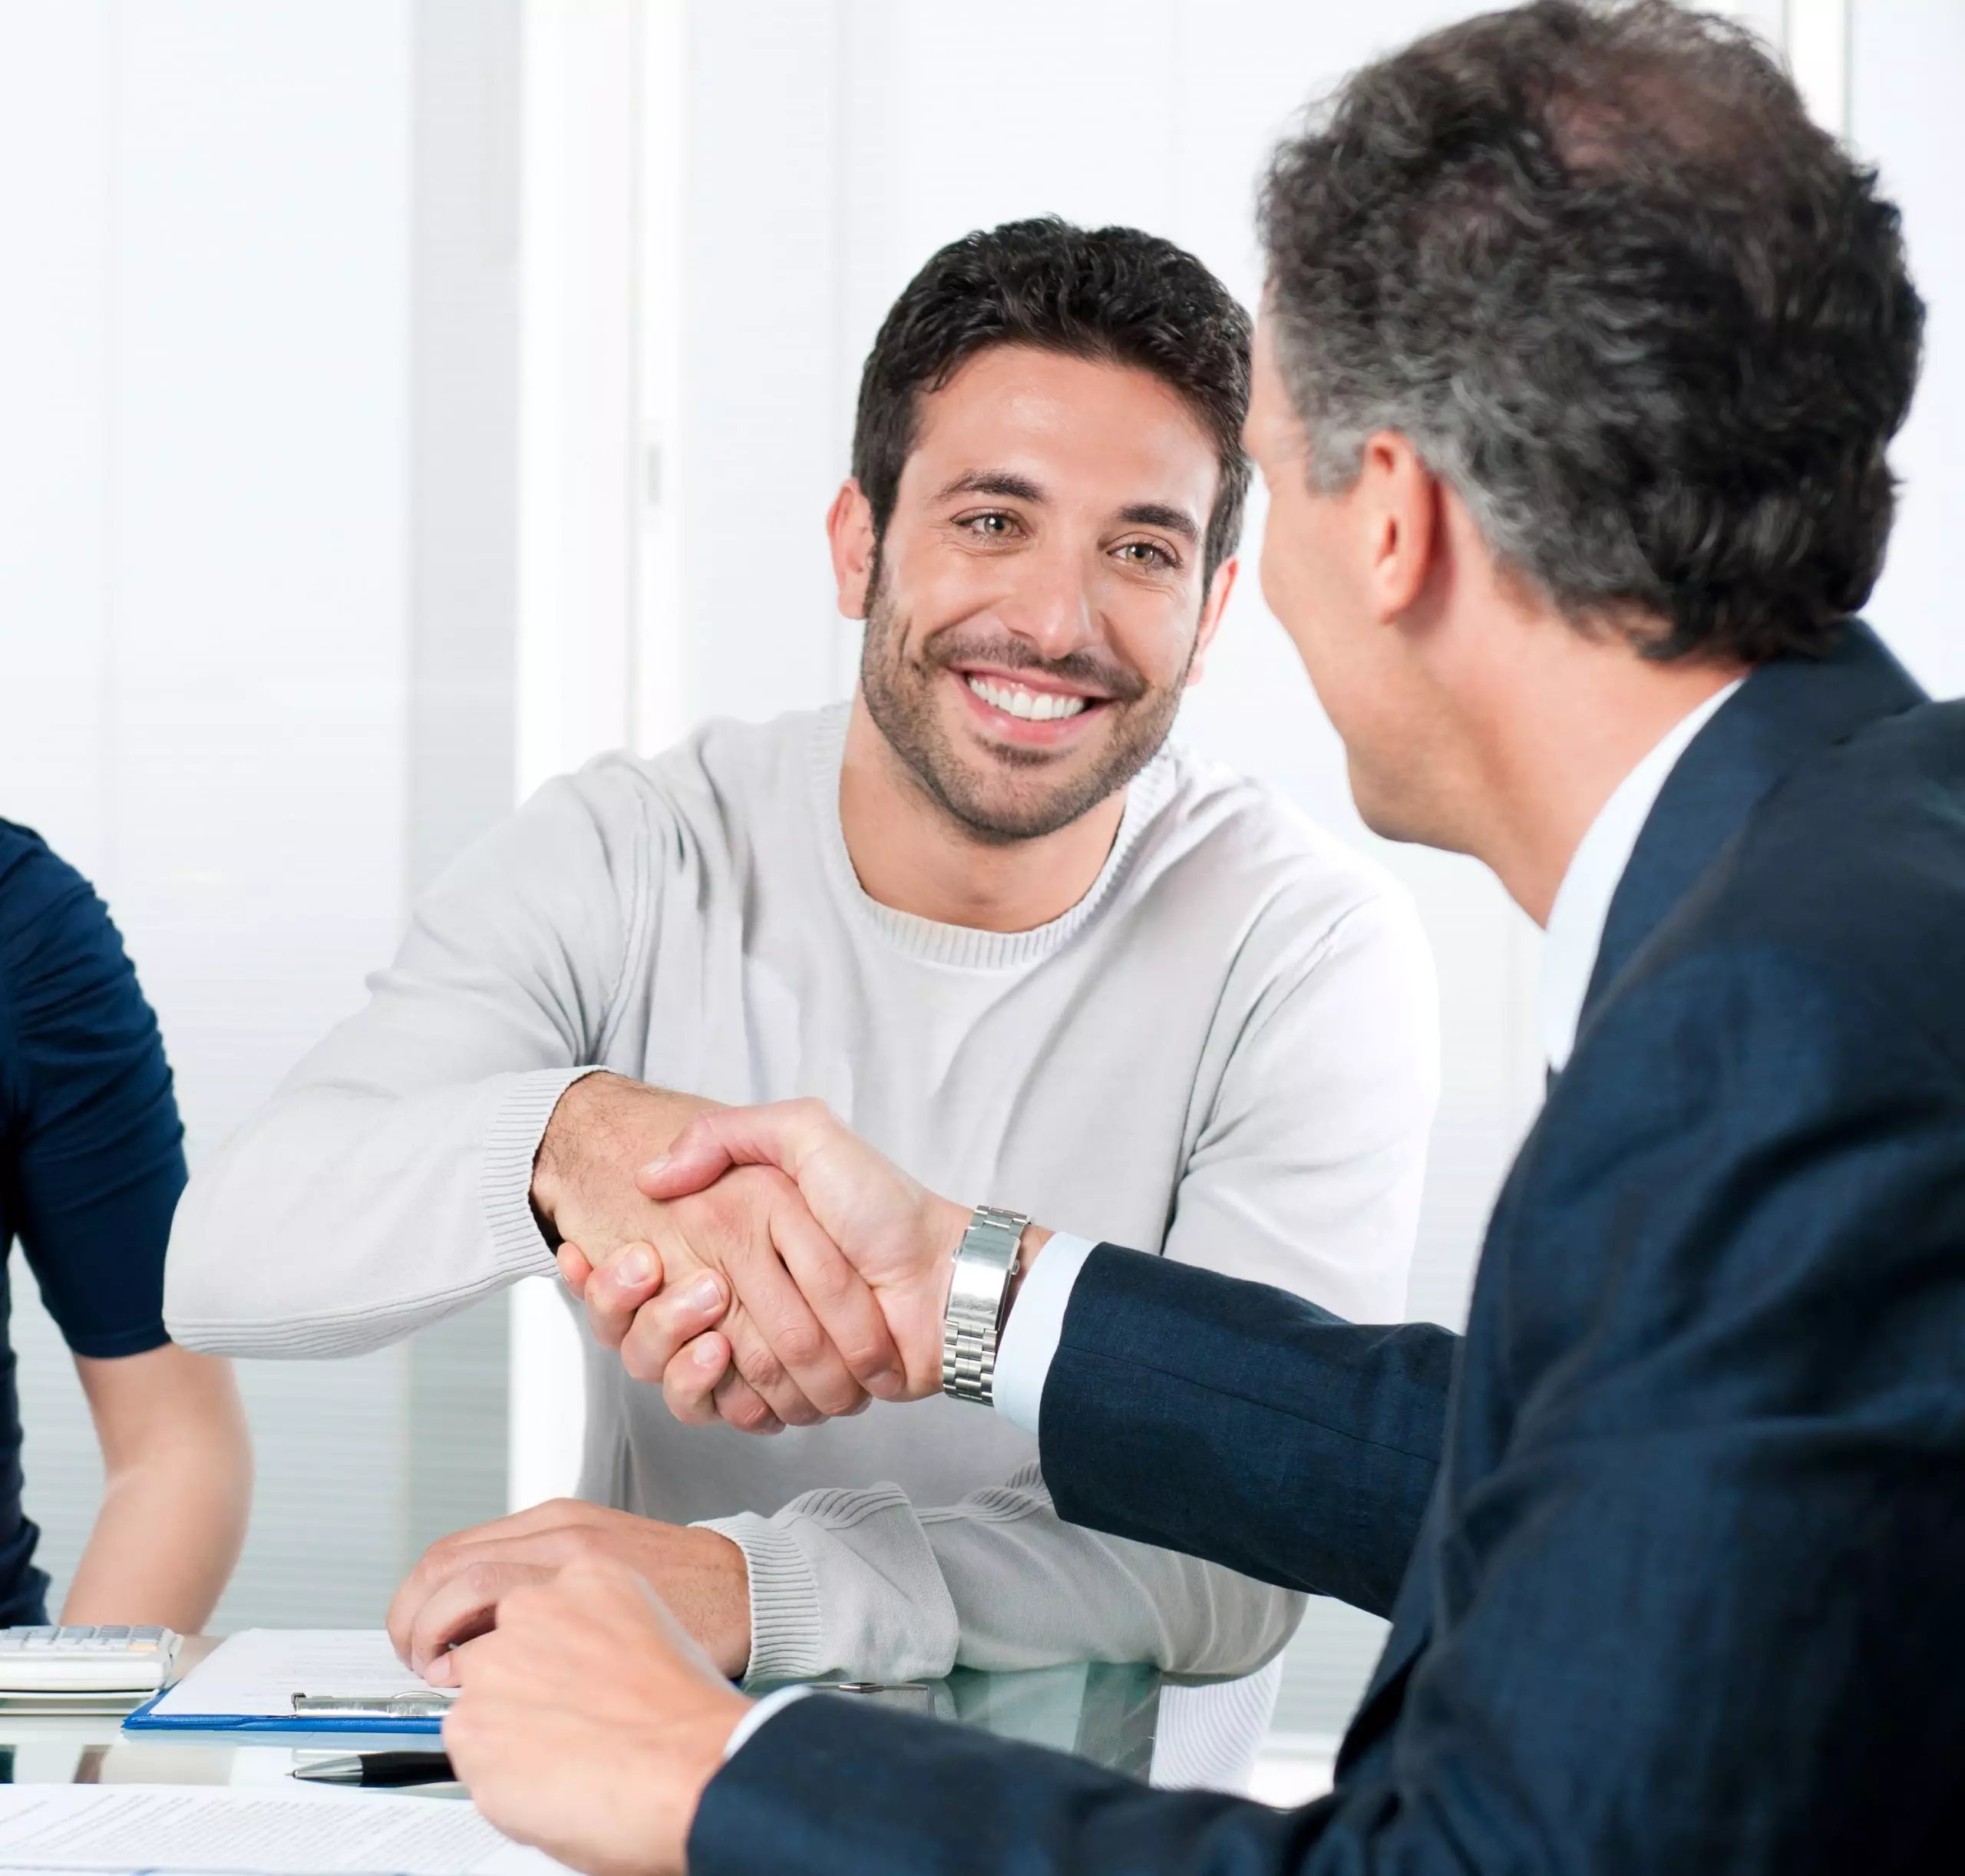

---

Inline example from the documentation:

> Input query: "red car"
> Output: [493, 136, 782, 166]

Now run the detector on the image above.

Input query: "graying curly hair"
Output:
[1259, 0, 1924, 662]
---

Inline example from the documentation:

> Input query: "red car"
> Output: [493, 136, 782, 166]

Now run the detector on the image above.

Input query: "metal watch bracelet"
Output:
[940, 1204, 1030, 1405]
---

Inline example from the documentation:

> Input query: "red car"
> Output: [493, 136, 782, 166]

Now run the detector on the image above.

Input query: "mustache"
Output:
[916, 627, 1148, 704]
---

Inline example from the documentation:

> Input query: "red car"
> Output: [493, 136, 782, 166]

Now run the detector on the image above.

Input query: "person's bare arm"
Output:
[60, 1343, 252, 1631]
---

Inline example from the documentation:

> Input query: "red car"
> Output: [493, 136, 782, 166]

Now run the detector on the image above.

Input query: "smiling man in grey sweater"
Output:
[164, 219, 1437, 1789]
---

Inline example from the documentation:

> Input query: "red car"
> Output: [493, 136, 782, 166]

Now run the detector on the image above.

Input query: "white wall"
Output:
[1853, 0, 1965, 702]
[0, 0, 414, 1627]
[0, 0, 520, 1623]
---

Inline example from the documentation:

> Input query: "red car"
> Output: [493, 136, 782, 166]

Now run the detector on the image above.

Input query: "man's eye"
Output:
[961, 512, 1016, 538]
[1117, 540, 1175, 569]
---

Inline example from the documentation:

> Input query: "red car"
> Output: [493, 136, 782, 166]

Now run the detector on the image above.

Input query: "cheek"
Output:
[1104, 590, 1206, 685]
[880, 535, 984, 634]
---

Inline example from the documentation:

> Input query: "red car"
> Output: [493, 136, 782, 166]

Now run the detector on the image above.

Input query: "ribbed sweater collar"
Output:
[809, 702, 1174, 971]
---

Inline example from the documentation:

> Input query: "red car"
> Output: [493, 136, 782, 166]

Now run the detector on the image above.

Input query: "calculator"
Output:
[0, 1625, 181, 1693]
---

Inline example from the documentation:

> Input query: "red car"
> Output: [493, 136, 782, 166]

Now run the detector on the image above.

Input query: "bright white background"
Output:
[0, 0, 1956, 1773]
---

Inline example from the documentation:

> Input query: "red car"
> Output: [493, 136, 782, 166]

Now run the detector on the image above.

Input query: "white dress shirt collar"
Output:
[1537, 678, 1744, 1072]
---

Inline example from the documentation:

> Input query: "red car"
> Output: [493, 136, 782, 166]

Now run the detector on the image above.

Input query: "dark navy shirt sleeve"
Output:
[0, 822, 183, 1359]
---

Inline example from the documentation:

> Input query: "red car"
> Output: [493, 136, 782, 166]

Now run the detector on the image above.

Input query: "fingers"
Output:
[656, 1331, 779, 1437]
[442, 1556, 746, 1876]
[698, 1222, 869, 1421]
[765, 1185, 903, 1399]
[635, 1097, 837, 1201]
[623, 1175, 868, 1423]
[711, 1366, 784, 1436]
[389, 1501, 603, 1668]
[556, 1241, 595, 1299]
[410, 1561, 554, 1682]
[617, 1280, 737, 1402]
[582, 1240, 683, 1350]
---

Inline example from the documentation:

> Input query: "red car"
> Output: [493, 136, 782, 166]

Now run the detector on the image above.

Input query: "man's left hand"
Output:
[388, 1500, 753, 1683]
[444, 1555, 748, 1876]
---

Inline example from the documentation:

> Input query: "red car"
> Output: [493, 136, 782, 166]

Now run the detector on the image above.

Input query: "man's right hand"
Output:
[389, 1498, 752, 1684]
[532, 1076, 903, 1428]
[623, 1100, 1049, 1425]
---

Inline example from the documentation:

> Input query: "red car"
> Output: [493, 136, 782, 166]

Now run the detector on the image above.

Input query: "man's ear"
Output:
[1356, 431, 1440, 623]
[827, 479, 877, 619]
[1182, 555, 1240, 690]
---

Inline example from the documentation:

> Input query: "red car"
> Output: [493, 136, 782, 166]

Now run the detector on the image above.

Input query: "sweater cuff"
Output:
[698, 1512, 828, 1685]
[480, 1065, 610, 1277]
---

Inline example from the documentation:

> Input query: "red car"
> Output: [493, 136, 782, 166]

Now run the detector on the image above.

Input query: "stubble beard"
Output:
[856, 564, 1192, 847]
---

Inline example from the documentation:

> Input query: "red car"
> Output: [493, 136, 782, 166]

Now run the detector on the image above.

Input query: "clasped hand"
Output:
[432, 1096, 1016, 1874]
[543, 1082, 971, 1436]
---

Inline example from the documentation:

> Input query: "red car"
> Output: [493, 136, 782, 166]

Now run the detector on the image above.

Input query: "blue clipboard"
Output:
[123, 1689, 446, 1735]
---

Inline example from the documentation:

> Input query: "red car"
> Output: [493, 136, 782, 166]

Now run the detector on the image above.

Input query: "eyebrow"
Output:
[934, 473, 1201, 544]
[1118, 502, 1199, 544]
[934, 470, 1046, 504]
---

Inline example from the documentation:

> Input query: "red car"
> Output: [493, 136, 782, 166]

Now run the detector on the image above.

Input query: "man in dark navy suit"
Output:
[438, 4, 1965, 1871]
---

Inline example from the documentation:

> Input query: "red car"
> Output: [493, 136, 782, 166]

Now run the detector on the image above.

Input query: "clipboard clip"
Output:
[292, 1692, 457, 1719]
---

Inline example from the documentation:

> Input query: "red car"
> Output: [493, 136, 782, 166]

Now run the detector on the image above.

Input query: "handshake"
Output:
[531, 1072, 1049, 1437]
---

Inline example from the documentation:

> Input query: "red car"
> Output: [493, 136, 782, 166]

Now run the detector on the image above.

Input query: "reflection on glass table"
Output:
[763, 1660, 1160, 1780]
[0, 1653, 1160, 1790]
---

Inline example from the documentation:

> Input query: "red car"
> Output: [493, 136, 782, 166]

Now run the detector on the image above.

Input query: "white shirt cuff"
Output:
[989, 1231, 1099, 1435]
[722, 1683, 814, 1762]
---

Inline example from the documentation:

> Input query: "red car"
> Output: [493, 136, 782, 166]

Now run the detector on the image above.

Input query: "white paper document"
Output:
[145, 1632, 456, 1722]
[0, 1784, 568, 1874]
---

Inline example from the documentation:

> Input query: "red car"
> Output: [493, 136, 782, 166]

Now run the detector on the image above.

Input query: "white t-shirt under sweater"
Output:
[164, 703, 1439, 1789]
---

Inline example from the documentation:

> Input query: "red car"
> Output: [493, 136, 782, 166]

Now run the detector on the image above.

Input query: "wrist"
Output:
[1002, 1224, 1050, 1322]
[940, 1205, 1049, 1405]
[532, 1074, 715, 1234]
[695, 1528, 753, 1680]
[670, 1684, 754, 1864]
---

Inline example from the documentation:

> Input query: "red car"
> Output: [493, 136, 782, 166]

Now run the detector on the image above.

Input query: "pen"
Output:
[292, 1749, 456, 1788]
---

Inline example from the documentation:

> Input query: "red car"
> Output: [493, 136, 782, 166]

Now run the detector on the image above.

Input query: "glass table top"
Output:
[0, 1650, 1160, 1792]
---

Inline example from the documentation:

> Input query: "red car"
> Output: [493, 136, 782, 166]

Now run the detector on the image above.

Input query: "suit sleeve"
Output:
[1042, 1250, 1455, 1617]
[696, 950, 1965, 1876]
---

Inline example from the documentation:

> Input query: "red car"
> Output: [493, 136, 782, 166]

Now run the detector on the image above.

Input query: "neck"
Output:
[837, 694, 1130, 933]
[1461, 620, 1746, 926]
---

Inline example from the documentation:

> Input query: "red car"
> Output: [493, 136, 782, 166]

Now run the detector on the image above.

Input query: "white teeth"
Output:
[966, 675, 1090, 722]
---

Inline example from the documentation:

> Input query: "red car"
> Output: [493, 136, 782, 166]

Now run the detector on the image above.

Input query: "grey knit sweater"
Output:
[165, 703, 1437, 1788]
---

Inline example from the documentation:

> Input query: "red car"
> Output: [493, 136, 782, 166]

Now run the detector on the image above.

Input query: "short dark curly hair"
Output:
[851, 217, 1253, 583]
[1259, 0, 1925, 662]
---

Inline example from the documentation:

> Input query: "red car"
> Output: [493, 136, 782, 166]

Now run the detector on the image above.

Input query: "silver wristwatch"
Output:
[941, 1204, 1030, 1405]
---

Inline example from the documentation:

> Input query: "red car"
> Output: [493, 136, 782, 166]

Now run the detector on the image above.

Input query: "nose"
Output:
[999, 538, 1098, 664]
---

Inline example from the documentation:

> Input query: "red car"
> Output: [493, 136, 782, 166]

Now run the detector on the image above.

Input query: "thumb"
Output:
[636, 1098, 835, 1201]
[636, 1114, 738, 1201]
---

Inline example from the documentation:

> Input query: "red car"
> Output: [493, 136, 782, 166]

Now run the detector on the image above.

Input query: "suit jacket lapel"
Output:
[1581, 620, 1926, 1022]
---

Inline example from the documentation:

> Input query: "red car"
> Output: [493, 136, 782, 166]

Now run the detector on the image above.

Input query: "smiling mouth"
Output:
[963, 674, 1094, 722]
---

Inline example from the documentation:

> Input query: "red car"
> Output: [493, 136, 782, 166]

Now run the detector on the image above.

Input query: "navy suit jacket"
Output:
[695, 622, 1965, 1874]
